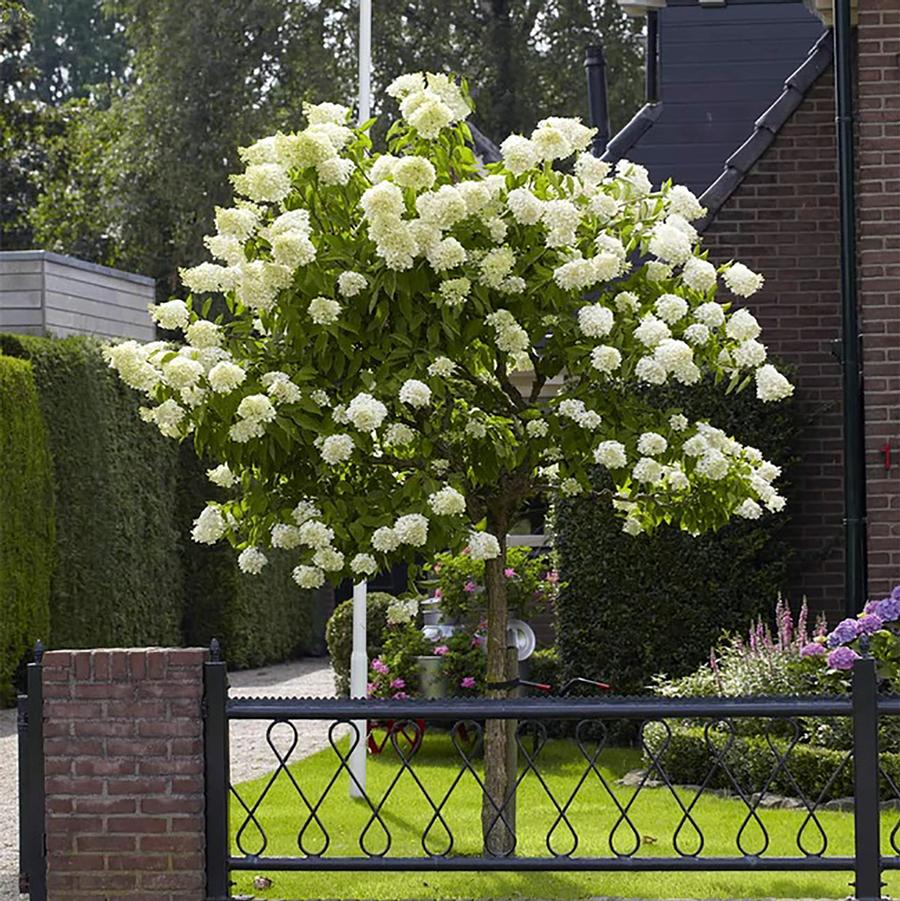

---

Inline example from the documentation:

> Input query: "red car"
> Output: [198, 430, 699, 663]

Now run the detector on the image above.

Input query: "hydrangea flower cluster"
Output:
[103, 71, 794, 599]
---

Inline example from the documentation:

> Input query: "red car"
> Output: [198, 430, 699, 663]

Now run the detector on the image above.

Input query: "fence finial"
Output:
[34, 639, 44, 664]
[210, 638, 221, 662]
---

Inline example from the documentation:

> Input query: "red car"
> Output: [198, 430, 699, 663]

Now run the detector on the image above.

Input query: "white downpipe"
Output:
[349, 580, 368, 798]
[358, 0, 372, 125]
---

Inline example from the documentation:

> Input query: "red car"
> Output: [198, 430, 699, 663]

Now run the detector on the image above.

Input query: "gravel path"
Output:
[0, 657, 339, 897]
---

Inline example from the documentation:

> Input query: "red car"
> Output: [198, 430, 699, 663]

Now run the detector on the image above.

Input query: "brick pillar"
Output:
[42, 648, 207, 900]
[857, 0, 900, 598]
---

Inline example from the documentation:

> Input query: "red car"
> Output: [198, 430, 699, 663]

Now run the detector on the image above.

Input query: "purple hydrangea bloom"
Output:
[891, 584, 900, 601]
[827, 646, 860, 671]
[390, 678, 406, 690]
[434, 645, 449, 657]
[826, 618, 861, 648]
[459, 676, 476, 689]
[800, 642, 826, 658]
[372, 658, 389, 675]
[875, 596, 900, 624]
[857, 613, 884, 635]
[463, 580, 478, 594]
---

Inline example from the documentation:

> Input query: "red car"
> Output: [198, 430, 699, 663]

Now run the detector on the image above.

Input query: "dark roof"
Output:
[698, 30, 832, 223]
[602, 1, 827, 196]
[470, 122, 502, 164]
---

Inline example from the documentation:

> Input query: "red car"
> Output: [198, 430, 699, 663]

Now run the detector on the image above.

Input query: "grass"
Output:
[230, 731, 900, 899]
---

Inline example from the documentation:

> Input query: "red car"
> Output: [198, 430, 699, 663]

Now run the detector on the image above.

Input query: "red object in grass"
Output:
[366, 719, 425, 755]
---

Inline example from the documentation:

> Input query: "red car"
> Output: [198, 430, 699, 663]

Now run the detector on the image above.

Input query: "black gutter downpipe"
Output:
[834, 0, 867, 615]
[646, 11, 659, 103]
[585, 44, 610, 157]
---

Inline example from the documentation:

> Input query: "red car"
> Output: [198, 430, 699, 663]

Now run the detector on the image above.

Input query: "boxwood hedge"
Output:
[554, 377, 799, 697]
[0, 356, 54, 702]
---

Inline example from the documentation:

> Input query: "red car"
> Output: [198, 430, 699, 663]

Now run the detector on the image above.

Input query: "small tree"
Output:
[105, 72, 794, 853]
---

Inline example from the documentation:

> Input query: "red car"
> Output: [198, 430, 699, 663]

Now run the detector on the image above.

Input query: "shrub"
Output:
[555, 376, 799, 697]
[0, 334, 183, 648]
[528, 647, 561, 692]
[0, 356, 53, 702]
[326, 591, 395, 696]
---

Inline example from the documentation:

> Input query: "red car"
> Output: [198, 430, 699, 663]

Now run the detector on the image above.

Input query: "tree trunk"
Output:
[480, 508, 516, 855]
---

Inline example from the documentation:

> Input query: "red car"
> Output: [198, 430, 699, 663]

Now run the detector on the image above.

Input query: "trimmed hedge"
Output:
[555, 377, 799, 697]
[0, 333, 316, 669]
[1, 334, 184, 647]
[644, 722, 900, 803]
[326, 592, 395, 696]
[0, 356, 54, 702]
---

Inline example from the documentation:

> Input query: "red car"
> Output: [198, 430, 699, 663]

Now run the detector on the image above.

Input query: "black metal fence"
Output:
[205, 654, 900, 901]
[18, 645, 46, 901]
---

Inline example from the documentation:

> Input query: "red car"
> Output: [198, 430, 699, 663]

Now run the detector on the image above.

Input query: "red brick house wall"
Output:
[702, 71, 847, 621]
[857, 0, 900, 600]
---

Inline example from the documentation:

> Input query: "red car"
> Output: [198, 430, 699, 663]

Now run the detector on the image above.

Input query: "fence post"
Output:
[21, 641, 46, 900]
[852, 655, 882, 901]
[204, 639, 231, 901]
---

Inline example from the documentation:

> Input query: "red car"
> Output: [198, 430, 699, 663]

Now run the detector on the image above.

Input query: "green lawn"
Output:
[230, 732, 900, 899]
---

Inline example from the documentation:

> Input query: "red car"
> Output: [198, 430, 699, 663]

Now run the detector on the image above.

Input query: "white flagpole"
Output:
[349, 0, 372, 800]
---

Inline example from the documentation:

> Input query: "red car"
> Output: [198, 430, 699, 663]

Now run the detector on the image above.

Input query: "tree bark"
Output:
[480, 507, 515, 855]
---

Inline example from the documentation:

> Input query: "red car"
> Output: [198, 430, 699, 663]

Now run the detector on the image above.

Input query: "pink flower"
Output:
[366, 682, 377, 696]
[390, 678, 406, 690]
[545, 570, 559, 584]
[434, 645, 449, 656]
[504, 567, 517, 579]
[460, 676, 476, 689]
[463, 580, 478, 593]
[372, 658, 389, 675]
[471, 636, 483, 648]
[434, 588, 443, 598]
[392, 691, 409, 700]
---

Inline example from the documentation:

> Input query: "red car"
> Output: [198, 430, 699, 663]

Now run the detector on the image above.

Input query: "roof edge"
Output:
[601, 103, 664, 165]
[697, 29, 833, 231]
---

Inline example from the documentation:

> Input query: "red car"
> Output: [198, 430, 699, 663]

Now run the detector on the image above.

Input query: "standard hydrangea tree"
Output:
[105, 71, 793, 852]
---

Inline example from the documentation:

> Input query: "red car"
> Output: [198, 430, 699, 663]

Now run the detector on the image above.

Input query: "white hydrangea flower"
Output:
[669, 414, 689, 431]
[684, 323, 711, 346]
[337, 271, 368, 298]
[399, 379, 432, 408]
[229, 419, 265, 443]
[186, 319, 221, 349]
[466, 421, 485, 438]
[541, 199, 581, 247]
[428, 486, 466, 516]
[346, 393, 388, 432]
[271, 230, 316, 268]
[588, 192, 619, 222]
[726, 308, 762, 342]
[479, 247, 516, 288]
[427, 357, 456, 378]
[232, 163, 292, 203]
[506, 187, 543, 225]
[723, 262, 764, 297]
[637, 432, 668, 456]
[655, 294, 689, 324]
[733, 339, 768, 369]
[237, 394, 277, 424]
[191, 505, 226, 545]
[683, 434, 709, 457]
[578, 303, 614, 338]
[737, 499, 763, 520]
[298, 519, 334, 549]
[263, 372, 302, 404]
[526, 419, 550, 438]
[386, 596, 419, 625]
[304, 100, 349, 125]
[320, 433, 354, 465]
[468, 531, 501, 560]
[427, 237, 467, 272]
[645, 261, 673, 283]
[372, 526, 400, 553]
[486, 309, 530, 354]
[394, 513, 429, 546]
[560, 478, 583, 497]
[149, 299, 190, 330]
[755, 364, 794, 402]
[635, 356, 668, 385]
[331, 404, 349, 425]
[500, 135, 540, 175]
[163, 355, 204, 389]
[238, 547, 268, 575]
[384, 423, 416, 446]
[386, 72, 425, 99]
[350, 553, 378, 576]
[623, 517, 644, 536]
[292, 500, 321, 525]
[438, 277, 471, 307]
[557, 398, 586, 421]
[416, 185, 468, 227]
[574, 153, 610, 186]
[207, 464, 236, 488]
[271, 523, 302, 549]
[313, 547, 345, 571]
[554, 257, 597, 292]
[696, 449, 730, 480]
[308, 296, 341, 326]
[681, 257, 717, 293]
[632, 457, 664, 484]
[666, 466, 690, 491]
[613, 291, 641, 314]
[634, 314, 671, 348]
[215, 205, 259, 241]
[615, 159, 652, 196]
[667, 184, 706, 220]
[310, 389, 330, 407]
[694, 302, 726, 329]
[579, 410, 603, 430]
[103, 341, 162, 393]
[147, 398, 186, 438]
[292, 565, 325, 589]
[361, 181, 406, 220]
[590, 345, 622, 374]
[649, 222, 693, 265]
[594, 440, 627, 469]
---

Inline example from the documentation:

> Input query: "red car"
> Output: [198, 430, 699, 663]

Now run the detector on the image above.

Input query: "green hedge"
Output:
[0, 356, 54, 702]
[555, 377, 799, 697]
[644, 723, 900, 803]
[0, 333, 316, 669]
[326, 592, 395, 696]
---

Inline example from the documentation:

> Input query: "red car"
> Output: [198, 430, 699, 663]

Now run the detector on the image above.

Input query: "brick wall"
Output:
[41, 648, 207, 900]
[857, 0, 900, 598]
[703, 70, 846, 621]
